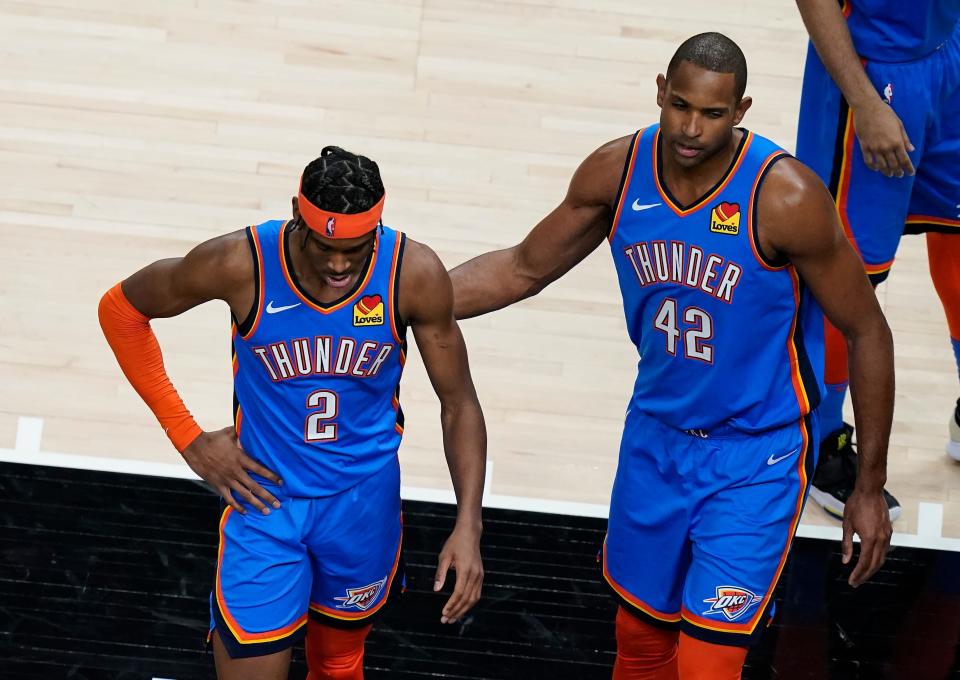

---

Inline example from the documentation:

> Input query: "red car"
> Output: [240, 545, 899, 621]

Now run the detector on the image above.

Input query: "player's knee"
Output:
[305, 621, 371, 680]
[615, 606, 679, 663]
[677, 632, 747, 680]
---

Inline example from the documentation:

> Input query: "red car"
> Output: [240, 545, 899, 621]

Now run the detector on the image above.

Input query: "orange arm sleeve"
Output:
[98, 282, 203, 453]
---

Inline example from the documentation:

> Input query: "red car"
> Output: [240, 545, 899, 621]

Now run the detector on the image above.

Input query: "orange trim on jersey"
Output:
[394, 422, 404, 435]
[608, 130, 643, 243]
[602, 538, 682, 624]
[841, 0, 852, 19]
[234, 407, 243, 436]
[906, 215, 960, 229]
[309, 520, 403, 621]
[681, 417, 811, 635]
[747, 151, 791, 271]
[786, 269, 812, 414]
[239, 225, 266, 340]
[653, 129, 753, 217]
[279, 221, 379, 315]
[834, 108, 861, 253]
[231, 325, 240, 376]
[214, 508, 309, 643]
[387, 233, 405, 344]
[863, 258, 895, 275]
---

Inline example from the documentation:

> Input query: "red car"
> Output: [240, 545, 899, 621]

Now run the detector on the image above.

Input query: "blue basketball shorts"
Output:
[796, 24, 960, 284]
[602, 409, 819, 647]
[209, 457, 404, 658]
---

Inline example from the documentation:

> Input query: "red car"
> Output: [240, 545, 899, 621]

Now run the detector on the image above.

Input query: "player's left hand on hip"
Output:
[433, 526, 484, 624]
[841, 488, 892, 588]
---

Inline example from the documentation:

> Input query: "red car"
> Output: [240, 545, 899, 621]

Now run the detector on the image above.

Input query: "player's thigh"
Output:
[213, 629, 291, 680]
[603, 411, 698, 626]
[211, 500, 313, 659]
[306, 458, 404, 626]
[799, 47, 930, 282]
[905, 73, 960, 237]
[681, 415, 818, 647]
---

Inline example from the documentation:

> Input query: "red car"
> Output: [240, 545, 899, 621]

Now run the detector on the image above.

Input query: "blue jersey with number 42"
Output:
[231, 220, 406, 497]
[608, 125, 825, 433]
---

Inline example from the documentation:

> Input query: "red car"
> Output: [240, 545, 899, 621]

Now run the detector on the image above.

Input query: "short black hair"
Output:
[301, 146, 385, 214]
[666, 32, 747, 101]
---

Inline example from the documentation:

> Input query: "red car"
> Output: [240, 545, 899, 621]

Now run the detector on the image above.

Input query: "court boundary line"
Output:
[3, 444, 958, 553]
[5, 416, 958, 552]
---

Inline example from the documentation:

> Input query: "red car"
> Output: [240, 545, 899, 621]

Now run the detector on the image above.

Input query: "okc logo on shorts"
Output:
[702, 585, 763, 621]
[709, 201, 740, 235]
[334, 576, 387, 611]
[353, 294, 384, 326]
[326, 216, 336, 237]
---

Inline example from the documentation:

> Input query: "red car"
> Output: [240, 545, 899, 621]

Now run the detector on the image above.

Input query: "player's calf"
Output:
[305, 620, 372, 680]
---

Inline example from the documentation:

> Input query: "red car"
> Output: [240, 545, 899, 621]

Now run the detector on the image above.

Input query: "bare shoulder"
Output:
[399, 237, 448, 288]
[570, 134, 635, 209]
[397, 237, 452, 324]
[760, 157, 827, 210]
[757, 156, 840, 258]
[180, 228, 255, 299]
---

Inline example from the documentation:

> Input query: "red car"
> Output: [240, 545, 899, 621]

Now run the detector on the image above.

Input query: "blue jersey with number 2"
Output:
[231, 220, 406, 497]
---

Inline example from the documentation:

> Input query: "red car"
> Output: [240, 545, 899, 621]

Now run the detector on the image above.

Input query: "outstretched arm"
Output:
[98, 232, 283, 515]
[402, 239, 487, 623]
[759, 158, 894, 587]
[795, 0, 914, 176]
[449, 136, 630, 318]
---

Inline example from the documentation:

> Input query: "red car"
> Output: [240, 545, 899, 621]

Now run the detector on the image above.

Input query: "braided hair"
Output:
[300, 146, 385, 214]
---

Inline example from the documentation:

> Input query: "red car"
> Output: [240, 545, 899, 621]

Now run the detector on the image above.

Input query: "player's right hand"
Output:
[181, 426, 283, 515]
[852, 99, 915, 178]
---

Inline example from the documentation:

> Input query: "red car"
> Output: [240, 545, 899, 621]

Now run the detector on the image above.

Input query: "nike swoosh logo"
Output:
[632, 200, 662, 212]
[767, 447, 801, 466]
[266, 301, 301, 314]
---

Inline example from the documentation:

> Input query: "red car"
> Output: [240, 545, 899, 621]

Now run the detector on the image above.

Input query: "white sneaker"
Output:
[947, 398, 960, 462]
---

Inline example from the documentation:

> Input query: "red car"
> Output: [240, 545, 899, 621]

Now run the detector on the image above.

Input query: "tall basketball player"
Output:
[449, 34, 893, 678]
[99, 147, 486, 680]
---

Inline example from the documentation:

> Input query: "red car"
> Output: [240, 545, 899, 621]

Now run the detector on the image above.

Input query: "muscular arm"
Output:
[401, 239, 487, 622]
[759, 158, 893, 585]
[449, 136, 630, 319]
[99, 232, 282, 514]
[795, 0, 914, 176]
[121, 231, 253, 319]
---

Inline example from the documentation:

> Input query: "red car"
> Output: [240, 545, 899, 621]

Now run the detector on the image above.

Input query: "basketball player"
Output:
[795, 0, 960, 523]
[98, 147, 486, 680]
[450, 34, 893, 677]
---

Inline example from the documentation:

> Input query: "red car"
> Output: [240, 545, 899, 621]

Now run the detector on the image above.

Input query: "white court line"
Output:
[3, 439, 958, 553]
[14, 416, 43, 453]
[917, 502, 944, 538]
[482, 460, 494, 504]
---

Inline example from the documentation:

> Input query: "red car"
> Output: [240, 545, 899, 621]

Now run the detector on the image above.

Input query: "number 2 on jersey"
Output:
[653, 298, 714, 363]
[305, 389, 338, 442]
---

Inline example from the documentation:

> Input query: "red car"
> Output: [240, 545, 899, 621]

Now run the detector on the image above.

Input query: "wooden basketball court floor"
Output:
[0, 0, 958, 676]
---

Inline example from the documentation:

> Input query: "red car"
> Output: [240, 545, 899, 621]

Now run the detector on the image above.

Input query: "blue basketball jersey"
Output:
[842, 0, 960, 62]
[608, 126, 825, 433]
[231, 220, 406, 497]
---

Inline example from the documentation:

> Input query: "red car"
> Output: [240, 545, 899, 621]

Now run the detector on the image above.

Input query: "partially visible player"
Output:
[99, 146, 486, 680]
[450, 33, 893, 678]
[795, 0, 960, 521]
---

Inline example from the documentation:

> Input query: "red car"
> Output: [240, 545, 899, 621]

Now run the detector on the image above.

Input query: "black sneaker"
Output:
[947, 397, 960, 462]
[808, 423, 901, 522]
